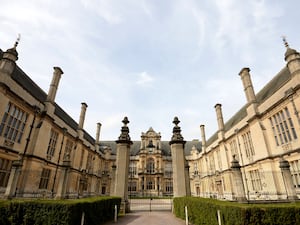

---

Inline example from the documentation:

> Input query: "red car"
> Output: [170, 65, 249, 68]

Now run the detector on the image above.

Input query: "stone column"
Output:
[55, 157, 71, 199]
[230, 156, 246, 202]
[279, 158, 298, 200]
[113, 117, 132, 213]
[4, 159, 22, 199]
[169, 117, 190, 197]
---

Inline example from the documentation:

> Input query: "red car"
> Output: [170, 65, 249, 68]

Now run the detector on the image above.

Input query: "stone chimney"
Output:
[239, 68, 256, 104]
[78, 102, 88, 130]
[200, 124, 206, 152]
[46, 67, 64, 103]
[95, 122, 102, 144]
[215, 104, 225, 131]
[0, 37, 19, 75]
[215, 104, 225, 140]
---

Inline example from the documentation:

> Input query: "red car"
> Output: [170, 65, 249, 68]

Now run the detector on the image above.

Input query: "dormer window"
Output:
[147, 140, 155, 153]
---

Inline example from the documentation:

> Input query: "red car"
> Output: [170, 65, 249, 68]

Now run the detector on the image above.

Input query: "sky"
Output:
[1, 0, 300, 142]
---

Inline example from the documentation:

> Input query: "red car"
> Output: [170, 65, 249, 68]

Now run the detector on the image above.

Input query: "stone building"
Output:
[100, 127, 200, 197]
[187, 39, 300, 201]
[1, 38, 300, 202]
[0, 41, 115, 199]
[0, 40, 200, 199]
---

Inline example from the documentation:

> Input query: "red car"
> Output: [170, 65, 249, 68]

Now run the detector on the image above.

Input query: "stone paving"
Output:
[103, 211, 186, 225]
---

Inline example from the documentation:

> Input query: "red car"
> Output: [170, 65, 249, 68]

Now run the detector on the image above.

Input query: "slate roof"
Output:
[99, 140, 202, 156]
[206, 66, 291, 146]
[0, 48, 96, 148]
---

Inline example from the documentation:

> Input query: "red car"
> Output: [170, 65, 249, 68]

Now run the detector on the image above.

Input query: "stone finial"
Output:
[117, 116, 132, 142]
[170, 116, 185, 143]
[282, 35, 289, 48]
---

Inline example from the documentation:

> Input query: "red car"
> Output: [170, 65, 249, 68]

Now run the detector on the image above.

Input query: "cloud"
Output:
[136, 71, 154, 86]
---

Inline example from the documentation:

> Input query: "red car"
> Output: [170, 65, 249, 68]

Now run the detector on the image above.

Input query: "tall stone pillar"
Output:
[231, 156, 246, 202]
[279, 158, 298, 200]
[55, 157, 71, 199]
[4, 159, 22, 199]
[113, 117, 133, 213]
[169, 117, 190, 197]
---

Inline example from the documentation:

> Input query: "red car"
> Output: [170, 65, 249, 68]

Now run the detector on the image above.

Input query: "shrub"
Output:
[0, 196, 121, 225]
[173, 197, 300, 225]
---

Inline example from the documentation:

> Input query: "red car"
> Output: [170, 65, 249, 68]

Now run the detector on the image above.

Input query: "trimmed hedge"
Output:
[0, 196, 121, 225]
[173, 197, 300, 225]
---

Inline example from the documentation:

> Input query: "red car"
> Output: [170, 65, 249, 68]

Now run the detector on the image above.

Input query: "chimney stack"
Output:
[46, 67, 63, 103]
[200, 124, 206, 152]
[95, 122, 102, 144]
[239, 68, 256, 104]
[78, 102, 88, 130]
[215, 104, 225, 131]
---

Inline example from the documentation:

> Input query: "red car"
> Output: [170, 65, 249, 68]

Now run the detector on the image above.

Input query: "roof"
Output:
[206, 66, 291, 146]
[99, 140, 202, 156]
[0, 49, 97, 148]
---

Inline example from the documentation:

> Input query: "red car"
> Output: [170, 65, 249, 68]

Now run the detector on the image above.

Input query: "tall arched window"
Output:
[147, 158, 155, 173]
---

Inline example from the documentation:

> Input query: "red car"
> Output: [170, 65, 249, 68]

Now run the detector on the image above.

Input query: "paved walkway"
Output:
[103, 211, 186, 225]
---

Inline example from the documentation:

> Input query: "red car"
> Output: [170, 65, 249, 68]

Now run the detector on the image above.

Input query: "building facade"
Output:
[187, 40, 300, 201]
[0, 42, 115, 199]
[1, 39, 300, 201]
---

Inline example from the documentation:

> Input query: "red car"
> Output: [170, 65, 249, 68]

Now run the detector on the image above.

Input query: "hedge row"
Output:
[173, 197, 300, 225]
[0, 196, 121, 225]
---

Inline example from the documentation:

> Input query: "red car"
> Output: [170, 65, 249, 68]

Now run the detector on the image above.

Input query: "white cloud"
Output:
[136, 71, 154, 86]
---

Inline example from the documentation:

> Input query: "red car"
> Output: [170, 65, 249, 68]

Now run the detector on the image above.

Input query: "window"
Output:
[194, 162, 198, 175]
[241, 131, 255, 158]
[164, 163, 172, 177]
[146, 177, 155, 190]
[129, 162, 137, 177]
[0, 103, 28, 143]
[229, 139, 239, 161]
[209, 154, 215, 173]
[270, 107, 297, 146]
[0, 158, 12, 187]
[64, 139, 73, 159]
[39, 168, 51, 189]
[249, 169, 262, 191]
[290, 160, 300, 188]
[128, 181, 137, 192]
[147, 158, 155, 173]
[216, 149, 222, 170]
[46, 129, 58, 158]
[165, 180, 173, 193]
[86, 153, 93, 173]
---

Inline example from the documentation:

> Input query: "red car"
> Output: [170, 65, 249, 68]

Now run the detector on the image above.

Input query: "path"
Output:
[103, 211, 186, 225]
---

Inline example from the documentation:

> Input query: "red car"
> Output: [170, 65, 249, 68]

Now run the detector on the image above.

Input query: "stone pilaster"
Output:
[113, 117, 132, 213]
[4, 159, 23, 199]
[169, 117, 190, 197]
[55, 157, 71, 199]
[230, 156, 246, 202]
[279, 158, 298, 201]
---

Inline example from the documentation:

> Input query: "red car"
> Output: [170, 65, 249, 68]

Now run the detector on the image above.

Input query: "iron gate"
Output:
[129, 198, 173, 212]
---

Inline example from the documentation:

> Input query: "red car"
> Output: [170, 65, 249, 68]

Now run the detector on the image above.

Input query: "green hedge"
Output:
[0, 196, 121, 225]
[173, 197, 300, 225]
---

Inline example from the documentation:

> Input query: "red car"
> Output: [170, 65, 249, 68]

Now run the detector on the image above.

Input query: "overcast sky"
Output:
[1, 0, 300, 141]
